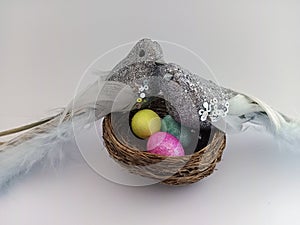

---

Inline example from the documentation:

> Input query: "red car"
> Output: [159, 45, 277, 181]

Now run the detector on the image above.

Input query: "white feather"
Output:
[0, 81, 135, 189]
[0, 117, 74, 189]
[217, 93, 300, 150]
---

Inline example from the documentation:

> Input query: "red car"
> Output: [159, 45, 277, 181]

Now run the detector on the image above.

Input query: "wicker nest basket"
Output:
[102, 98, 226, 185]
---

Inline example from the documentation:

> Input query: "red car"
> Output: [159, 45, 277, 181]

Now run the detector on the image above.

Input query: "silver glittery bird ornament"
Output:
[106, 39, 300, 147]
[0, 38, 299, 189]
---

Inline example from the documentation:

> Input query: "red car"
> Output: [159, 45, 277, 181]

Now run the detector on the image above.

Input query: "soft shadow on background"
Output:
[0, 1, 300, 225]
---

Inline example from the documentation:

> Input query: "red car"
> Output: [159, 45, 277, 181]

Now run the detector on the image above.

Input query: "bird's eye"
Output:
[139, 49, 145, 57]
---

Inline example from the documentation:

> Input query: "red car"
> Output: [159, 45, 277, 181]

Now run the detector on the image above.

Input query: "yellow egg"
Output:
[131, 109, 161, 139]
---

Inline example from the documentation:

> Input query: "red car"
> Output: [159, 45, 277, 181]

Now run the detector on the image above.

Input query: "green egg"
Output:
[161, 115, 191, 148]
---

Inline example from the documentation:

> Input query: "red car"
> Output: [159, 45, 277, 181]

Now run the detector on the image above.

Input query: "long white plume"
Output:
[0, 81, 135, 189]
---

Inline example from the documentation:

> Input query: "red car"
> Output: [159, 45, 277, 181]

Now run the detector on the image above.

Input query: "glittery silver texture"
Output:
[108, 60, 161, 98]
[109, 38, 164, 75]
[106, 38, 238, 128]
[157, 63, 236, 128]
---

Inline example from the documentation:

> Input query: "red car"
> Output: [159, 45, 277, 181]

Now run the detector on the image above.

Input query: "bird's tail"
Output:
[217, 94, 300, 150]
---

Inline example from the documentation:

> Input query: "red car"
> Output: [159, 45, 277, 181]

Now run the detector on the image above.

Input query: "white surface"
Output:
[1, 1, 300, 225]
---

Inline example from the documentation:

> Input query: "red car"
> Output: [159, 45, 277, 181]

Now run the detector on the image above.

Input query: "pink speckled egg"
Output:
[147, 132, 185, 157]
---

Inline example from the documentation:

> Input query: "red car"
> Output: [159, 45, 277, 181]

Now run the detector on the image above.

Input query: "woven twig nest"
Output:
[102, 98, 226, 185]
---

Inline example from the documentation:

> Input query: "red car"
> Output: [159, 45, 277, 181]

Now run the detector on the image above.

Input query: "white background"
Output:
[0, 1, 300, 225]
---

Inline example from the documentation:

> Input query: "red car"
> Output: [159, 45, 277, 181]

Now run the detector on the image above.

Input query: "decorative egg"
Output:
[131, 109, 161, 139]
[147, 132, 185, 157]
[161, 115, 192, 148]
